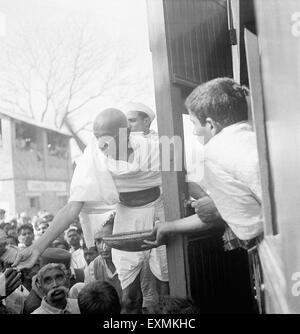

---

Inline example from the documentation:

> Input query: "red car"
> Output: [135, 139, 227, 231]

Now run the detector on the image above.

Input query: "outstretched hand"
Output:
[142, 222, 168, 250]
[191, 196, 221, 222]
[12, 246, 42, 270]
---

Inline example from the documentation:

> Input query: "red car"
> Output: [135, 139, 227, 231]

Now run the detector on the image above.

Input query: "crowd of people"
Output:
[0, 207, 198, 314]
[0, 77, 263, 315]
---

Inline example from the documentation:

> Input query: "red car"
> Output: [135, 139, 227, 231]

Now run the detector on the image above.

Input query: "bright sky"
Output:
[0, 0, 154, 105]
[0, 11, 5, 36]
[0, 0, 159, 156]
[0, 0, 196, 159]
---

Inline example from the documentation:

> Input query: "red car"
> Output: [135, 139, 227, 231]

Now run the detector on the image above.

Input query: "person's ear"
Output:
[206, 118, 222, 136]
[36, 276, 42, 290]
[206, 118, 214, 130]
[144, 117, 151, 128]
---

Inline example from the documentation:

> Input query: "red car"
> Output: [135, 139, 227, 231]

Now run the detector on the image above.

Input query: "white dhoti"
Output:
[112, 196, 168, 289]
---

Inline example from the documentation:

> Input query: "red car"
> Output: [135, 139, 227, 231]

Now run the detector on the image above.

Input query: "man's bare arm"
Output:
[35, 201, 84, 252]
[13, 201, 83, 269]
[144, 214, 222, 248]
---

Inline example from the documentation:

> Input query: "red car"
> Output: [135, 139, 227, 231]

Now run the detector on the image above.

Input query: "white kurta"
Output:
[70, 248, 87, 270]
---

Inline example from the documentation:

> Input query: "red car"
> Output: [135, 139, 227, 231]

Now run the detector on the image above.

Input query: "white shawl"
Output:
[68, 135, 162, 246]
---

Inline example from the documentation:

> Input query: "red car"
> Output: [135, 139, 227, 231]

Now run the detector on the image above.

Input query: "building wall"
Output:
[12, 125, 72, 215]
[0, 180, 16, 214]
[0, 118, 16, 214]
[44, 129, 73, 181]
[0, 117, 14, 179]
[45, 155, 72, 181]
[13, 123, 46, 180]
[12, 121, 73, 182]
[0, 117, 73, 216]
[14, 179, 69, 216]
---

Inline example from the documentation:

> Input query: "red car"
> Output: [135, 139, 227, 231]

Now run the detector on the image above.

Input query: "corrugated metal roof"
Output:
[0, 109, 72, 137]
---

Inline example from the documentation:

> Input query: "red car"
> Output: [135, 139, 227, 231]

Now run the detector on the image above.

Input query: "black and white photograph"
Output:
[0, 0, 299, 319]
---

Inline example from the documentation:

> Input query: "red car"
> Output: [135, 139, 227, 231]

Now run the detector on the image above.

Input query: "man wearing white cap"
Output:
[123, 102, 162, 313]
[123, 102, 156, 137]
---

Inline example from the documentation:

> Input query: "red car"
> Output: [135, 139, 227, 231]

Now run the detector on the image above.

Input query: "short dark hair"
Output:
[17, 223, 34, 235]
[185, 77, 249, 127]
[156, 295, 200, 314]
[78, 281, 121, 315]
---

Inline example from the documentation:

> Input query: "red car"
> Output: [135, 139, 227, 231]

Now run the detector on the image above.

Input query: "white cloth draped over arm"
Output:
[69, 137, 119, 246]
[69, 136, 119, 204]
[68, 135, 162, 246]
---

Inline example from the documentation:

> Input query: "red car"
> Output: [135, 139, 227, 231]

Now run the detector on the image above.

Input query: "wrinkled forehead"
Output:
[42, 268, 65, 280]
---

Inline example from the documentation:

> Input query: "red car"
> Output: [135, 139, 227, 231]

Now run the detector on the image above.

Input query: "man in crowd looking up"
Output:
[31, 263, 80, 314]
[23, 247, 84, 314]
[84, 215, 122, 302]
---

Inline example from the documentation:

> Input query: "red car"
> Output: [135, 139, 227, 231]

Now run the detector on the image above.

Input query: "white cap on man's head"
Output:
[123, 102, 155, 122]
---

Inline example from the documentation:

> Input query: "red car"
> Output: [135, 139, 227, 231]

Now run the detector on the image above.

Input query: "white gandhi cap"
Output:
[123, 102, 155, 122]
